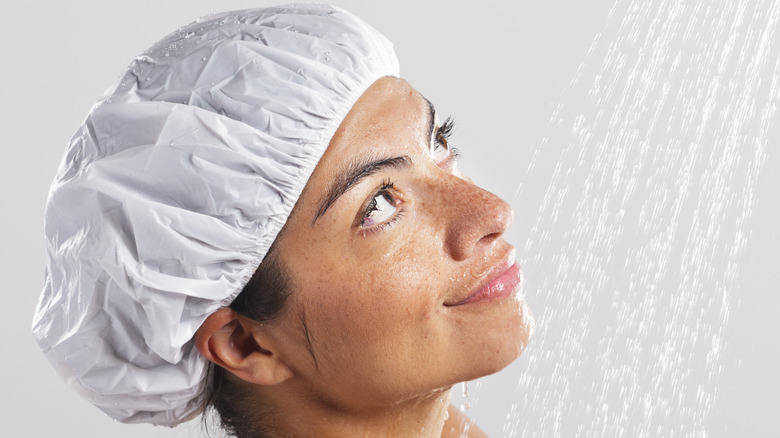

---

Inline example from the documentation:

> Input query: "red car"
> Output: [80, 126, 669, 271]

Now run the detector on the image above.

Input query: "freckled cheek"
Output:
[313, 255, 446, 342]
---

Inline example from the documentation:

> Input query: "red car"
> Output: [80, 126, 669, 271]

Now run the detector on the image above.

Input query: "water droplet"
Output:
[202, 56, 207, 61]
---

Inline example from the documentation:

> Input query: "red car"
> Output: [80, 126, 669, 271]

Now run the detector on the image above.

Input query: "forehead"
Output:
[293, 76, 432, 210]
[328, 76, 430, 158]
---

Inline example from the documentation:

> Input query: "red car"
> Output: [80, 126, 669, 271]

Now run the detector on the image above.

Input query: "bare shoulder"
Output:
[441, 405, 490, 438]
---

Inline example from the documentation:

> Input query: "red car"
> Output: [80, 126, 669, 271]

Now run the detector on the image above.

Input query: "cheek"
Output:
[347, 210, 450, 312]
[325, 253, 441, 329]
[303, 235, 449, 352]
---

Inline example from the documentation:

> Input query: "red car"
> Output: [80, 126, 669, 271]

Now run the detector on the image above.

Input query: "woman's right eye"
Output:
[361, 190, 397, 227]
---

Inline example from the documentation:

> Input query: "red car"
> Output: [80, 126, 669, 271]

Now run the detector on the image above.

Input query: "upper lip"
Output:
[443, 247, 516, 306]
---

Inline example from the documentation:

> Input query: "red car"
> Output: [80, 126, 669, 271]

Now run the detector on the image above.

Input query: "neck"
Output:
[259, 386, 454, 437]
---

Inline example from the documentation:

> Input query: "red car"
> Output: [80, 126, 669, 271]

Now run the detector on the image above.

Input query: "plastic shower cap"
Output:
[32, 4, 399, 426]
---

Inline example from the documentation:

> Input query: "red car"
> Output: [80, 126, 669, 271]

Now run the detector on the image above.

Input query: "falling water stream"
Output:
[490, 0, 780, 436]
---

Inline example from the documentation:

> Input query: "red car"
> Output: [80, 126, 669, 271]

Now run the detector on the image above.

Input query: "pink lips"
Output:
[447, 262, 523, 306]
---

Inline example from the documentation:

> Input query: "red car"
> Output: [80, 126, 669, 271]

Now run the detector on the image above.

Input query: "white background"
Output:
[1, 0, 777, 436]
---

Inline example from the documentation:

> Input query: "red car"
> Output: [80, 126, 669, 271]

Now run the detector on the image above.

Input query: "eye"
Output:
[360, 182, 399, 228]
[431, 116, 460, 166]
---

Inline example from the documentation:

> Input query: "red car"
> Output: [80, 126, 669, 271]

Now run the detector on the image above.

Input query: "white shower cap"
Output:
[32, 4, 399, 427]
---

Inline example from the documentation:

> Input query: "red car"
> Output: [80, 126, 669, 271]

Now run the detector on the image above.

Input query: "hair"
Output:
[201, 241, 292, 438]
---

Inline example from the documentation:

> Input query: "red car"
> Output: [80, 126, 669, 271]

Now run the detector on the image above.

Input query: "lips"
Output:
[445, 250, 523, 307]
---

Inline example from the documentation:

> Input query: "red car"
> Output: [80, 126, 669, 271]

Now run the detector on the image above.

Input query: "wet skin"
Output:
[196, 76, 533, 436]
[265, 76, 533, 410]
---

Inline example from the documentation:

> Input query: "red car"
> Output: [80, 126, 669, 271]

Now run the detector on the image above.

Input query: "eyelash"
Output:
[359, 179, 404, 236]
[434, 116, 461, 164]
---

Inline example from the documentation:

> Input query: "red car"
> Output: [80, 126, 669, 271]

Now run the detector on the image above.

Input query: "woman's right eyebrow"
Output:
[312, 155, 412, 225]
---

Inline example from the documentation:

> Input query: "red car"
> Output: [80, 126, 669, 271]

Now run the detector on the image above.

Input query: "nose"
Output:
[438, 175, 513, 261]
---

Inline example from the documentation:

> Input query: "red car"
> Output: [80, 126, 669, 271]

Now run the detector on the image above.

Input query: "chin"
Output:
[502, 299, 534, 366]
[456, 297, 535, 382]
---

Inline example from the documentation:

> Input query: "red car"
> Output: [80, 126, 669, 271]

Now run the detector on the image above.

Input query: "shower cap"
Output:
[32, 4, 399, 427]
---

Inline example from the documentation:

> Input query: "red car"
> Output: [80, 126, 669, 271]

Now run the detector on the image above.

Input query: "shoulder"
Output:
[441, 405, 490, 438]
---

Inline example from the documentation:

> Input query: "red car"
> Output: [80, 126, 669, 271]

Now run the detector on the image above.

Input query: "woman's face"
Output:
[267, 76, 533, 410]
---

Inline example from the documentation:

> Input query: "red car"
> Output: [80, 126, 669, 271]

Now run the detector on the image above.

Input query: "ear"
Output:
[194, 308, 293, 385]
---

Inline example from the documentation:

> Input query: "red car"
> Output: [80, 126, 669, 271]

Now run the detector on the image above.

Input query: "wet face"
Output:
[267, 76, 533, 411]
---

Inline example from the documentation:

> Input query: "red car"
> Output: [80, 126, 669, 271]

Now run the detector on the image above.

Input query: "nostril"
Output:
[475, 230, 504, 251]
[483, 230, 503, 242]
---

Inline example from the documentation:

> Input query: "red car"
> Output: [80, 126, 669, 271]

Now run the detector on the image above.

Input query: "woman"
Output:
[33, 4, 533, 437]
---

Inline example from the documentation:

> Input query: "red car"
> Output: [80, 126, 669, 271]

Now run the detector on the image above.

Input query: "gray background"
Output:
[1, 0, 777, 436]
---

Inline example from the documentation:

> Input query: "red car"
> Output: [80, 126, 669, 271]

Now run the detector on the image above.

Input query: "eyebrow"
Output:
[312, 154, 413, 224]
[424, 97, 436, 147]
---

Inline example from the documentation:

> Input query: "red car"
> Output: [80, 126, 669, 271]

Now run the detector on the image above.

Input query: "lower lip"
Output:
[451, 263, 522, 306]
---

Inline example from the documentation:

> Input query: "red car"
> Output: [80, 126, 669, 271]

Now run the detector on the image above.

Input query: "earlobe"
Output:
[194, 308, 293, 385]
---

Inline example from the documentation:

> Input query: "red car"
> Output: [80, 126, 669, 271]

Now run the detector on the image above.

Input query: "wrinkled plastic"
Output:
[32, 4, 399, 426]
